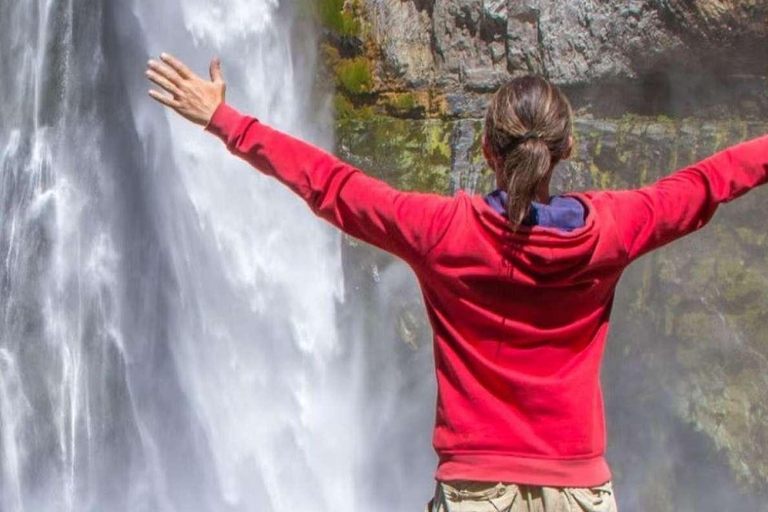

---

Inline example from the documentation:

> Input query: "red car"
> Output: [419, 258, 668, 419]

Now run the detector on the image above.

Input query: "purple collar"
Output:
[484, 189, 586, 232]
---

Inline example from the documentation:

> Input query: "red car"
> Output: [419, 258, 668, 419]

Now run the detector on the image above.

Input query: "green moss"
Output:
[335, 117, 454, 194]
[333, 94, 376, 121]
[589, 162, 612, 190]
[334, 93, 356, 119]
[377, 92, 425, 117]
[320, 42, 341, 66]
[317, 0, 362, 37]
[392, 92, 417, 113]
[335, 57, 373, 95]
[619, 112, 640, 129]
[424, 122, 451, 160]
[713, 124, 727, 152]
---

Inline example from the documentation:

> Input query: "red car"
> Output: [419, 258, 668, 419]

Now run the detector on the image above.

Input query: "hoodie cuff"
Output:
[204, 102, 245, 142]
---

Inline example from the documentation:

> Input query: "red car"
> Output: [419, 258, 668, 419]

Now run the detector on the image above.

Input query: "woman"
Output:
[145, 54, 768, 511]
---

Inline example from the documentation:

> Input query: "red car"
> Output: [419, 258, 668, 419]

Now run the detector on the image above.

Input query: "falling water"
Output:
[0, 1, 438, 510]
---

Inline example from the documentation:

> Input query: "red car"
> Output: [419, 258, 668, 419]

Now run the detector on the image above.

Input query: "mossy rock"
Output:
[335, 57, 374, 95]
[379, 92, 424, 118]
[316, 0, 362, 38]
[335, 116, 453, 194]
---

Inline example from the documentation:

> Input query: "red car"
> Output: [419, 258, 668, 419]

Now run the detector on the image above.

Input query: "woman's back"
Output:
[414, 188, 620, 487]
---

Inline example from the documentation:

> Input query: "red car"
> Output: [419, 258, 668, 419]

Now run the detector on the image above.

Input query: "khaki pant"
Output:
[426, 480, 617, 512]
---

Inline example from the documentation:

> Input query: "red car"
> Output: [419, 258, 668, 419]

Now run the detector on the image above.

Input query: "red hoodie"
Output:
[205, 103, 768, 487]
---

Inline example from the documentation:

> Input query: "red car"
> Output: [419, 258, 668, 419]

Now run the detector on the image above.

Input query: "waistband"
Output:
[436, 451, 612, 488]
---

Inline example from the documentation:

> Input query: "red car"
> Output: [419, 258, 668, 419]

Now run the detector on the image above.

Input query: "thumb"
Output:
[209, 57, 224, 83]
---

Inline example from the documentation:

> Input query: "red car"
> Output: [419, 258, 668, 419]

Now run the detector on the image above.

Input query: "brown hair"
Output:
[484, 75, 574, 231]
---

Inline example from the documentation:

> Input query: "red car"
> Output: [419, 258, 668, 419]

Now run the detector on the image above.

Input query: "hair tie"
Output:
[501, 130, 541, 153]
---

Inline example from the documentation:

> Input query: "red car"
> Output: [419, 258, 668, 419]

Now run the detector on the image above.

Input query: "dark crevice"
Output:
[411, 0, 435, 17]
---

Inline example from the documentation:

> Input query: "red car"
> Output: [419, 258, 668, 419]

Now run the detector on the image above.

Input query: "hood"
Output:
[484, 189, 587, 231]
[468, 191, 606, 282]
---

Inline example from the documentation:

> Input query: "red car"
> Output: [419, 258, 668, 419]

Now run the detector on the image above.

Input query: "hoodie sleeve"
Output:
[204, 102, 458, 265]
[599, 133, 768, 265]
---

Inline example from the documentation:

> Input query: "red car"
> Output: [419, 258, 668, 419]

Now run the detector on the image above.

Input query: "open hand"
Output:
[146, 53, 226, 126]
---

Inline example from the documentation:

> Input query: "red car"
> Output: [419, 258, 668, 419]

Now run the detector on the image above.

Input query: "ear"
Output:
[482, 136, 496, 169]
[562, 135, 574, 160]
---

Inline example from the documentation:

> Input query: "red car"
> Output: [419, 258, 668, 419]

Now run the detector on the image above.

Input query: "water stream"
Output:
[0, 1, 421, 510]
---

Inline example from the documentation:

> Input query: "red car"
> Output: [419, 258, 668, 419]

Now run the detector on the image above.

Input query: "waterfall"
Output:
[0, 1, 429, 510]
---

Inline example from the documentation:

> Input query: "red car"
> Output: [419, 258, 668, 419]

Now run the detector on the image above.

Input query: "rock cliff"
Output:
[320, 0, 768, 118]
[315, 1, 768, 510]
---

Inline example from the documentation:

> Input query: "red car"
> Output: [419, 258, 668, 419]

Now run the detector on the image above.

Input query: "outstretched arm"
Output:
[599, 134, 768, 265]
[145, 54, 457, 266]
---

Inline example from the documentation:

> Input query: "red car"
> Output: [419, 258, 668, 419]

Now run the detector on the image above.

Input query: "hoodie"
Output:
[205, 102, 768, 487]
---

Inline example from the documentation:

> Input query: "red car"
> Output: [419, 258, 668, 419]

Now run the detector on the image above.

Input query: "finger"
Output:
[209, 57, 223, 84]
[160, 52, 194, 79]
[148, 89, 181, 109]
[147, 59, 184, 87]
[146, 69, 182, 97]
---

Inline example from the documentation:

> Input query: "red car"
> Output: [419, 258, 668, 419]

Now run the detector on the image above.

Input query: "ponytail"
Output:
[501, 135, 552, 228]
[484, 76, 573, 231]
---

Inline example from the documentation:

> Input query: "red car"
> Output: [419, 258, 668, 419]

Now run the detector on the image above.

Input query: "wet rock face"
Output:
[359, 0, 768, 117]
[365, 0, 437, 88]
[660, 0, 768, 41]
[365, 0, 768, 85]
[445, 0, 677, 85]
